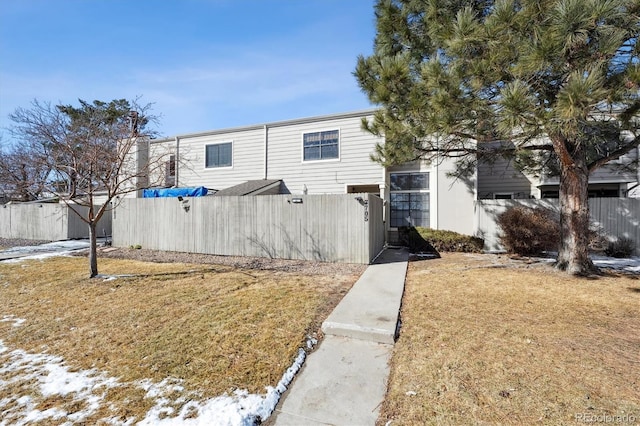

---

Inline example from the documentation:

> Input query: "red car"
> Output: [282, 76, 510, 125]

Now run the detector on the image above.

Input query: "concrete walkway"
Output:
[272, 247, 409, 425]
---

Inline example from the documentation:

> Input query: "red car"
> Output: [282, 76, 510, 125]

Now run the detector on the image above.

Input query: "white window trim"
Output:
[301, 128, 341, 163]
[204, 141, 234, 170]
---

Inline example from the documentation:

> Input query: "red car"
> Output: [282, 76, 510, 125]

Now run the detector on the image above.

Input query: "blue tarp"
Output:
[143, 187, 209, 198]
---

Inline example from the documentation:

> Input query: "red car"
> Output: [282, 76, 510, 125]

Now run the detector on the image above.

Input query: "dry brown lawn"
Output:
[0, 255, 361, 423]
[380, 253, 640, 425]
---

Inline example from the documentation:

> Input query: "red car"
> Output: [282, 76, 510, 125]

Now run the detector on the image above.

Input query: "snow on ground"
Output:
[0, 316, 314, 425]
[592, 255, 640, 273]
[1, 240, 91, 263]
[497, 252, 640, 274]
[1, 240, 91, 255]
[0, 315, 26, 327]
[1, 241, 638, 424]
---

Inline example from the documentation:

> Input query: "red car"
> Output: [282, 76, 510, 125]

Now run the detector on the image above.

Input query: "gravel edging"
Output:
[0, 238, 53, 248]
[71, 246, 368, 276]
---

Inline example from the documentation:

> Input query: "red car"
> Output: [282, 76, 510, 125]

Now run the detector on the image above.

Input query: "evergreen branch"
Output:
[588, 135, 640, 171]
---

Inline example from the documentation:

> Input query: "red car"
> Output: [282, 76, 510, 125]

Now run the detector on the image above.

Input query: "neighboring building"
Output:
[130, 109, 639, 240]
[477, 136, 640, 200]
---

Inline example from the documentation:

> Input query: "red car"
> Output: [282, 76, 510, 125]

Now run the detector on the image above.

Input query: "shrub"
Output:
[398, 227, 484, 253]
[497, 206, 560, 256]
[588, 228, 609, 254]
[604, 237, 635, 258]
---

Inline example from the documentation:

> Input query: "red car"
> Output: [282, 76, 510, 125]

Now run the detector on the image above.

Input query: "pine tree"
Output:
[355, 0, 640, 275]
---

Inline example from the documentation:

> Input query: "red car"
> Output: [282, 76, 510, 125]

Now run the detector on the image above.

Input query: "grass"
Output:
[0, 256, 360, 423]
[379, 253, 640, 425]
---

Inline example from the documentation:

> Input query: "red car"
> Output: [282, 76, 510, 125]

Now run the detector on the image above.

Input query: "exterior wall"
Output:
[148, 138, 177, 188]
[266, 113, 384, 194]
[476, 198, 640, 254]
[477, 157, 537, 199]
[146, 110, 384, 196]
[477, 144, 639, 199]
[435, 156, 477, 236]
[112, 194, 383, 264]
[174, 127, 265, 191]
[121, 138, 156, 198]
[0, 203, 112, 240]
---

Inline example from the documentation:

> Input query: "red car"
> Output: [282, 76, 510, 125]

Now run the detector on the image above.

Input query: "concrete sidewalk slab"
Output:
[272, 247, 409, 425]
[272, 336, 392, 425]
[321, 247, 408, 344]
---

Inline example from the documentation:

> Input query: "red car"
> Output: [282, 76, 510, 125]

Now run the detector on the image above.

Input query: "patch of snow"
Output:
[138, 346, 310, 425]
[95, 274, 135, 281]
[0, 336, 317, 425]
[0, 346, 120, 425]
[1, 240, 92, 263]
[100, 275, 118, 282]
[2, 240, 90, 255]
[3, 250, 78, 263]
[306, 336, 318, 349]
[525, 253, 640, 274]
[1, 315, 26, 327]
[592, 255, 640, 273]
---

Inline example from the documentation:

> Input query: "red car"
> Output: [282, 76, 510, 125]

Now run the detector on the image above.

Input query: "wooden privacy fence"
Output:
[0, 203, 112, 241]
[476, 198, 640, 254]
[112, 194, 385, 264]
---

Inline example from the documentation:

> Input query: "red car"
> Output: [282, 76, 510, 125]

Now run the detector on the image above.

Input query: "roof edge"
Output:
[151, 108, 378, 143]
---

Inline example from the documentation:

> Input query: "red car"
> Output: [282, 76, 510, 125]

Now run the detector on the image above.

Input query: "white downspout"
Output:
[175, 136, 180, 187]
[264, 125, 268, 180]
[432, 138, 439, 230]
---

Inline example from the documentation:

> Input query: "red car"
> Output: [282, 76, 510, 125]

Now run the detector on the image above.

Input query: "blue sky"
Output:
[0, 0, 377, 139]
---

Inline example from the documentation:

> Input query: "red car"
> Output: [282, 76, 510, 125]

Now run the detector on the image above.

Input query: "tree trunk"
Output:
[89, 222, 98, 278]
[555, 147, 598, 275]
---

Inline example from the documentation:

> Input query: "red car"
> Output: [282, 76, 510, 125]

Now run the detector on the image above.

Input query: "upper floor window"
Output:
[205, 142, 232, 168]
[303, 130, 339, 161]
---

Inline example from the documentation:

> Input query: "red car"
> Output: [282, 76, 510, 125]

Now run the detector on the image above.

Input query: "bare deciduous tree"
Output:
[0, 136, 51, 202]
[8, 98, 168, 277]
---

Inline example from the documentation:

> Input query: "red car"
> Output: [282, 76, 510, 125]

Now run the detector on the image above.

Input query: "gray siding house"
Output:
[132, 109, 639, 240]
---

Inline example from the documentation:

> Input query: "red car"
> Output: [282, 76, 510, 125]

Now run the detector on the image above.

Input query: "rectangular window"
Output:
[168, 155, 176, 177]
[493, 193, 513, 199]
[303, 130, 339, 161]
[205, 142, 232, 168]
[165, 155, 176, 186]
[390, 172, 430, 228]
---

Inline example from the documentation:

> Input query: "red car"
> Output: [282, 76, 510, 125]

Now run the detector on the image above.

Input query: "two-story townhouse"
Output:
[132, 109, 639, 240]
[136, 110, 478, 238]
